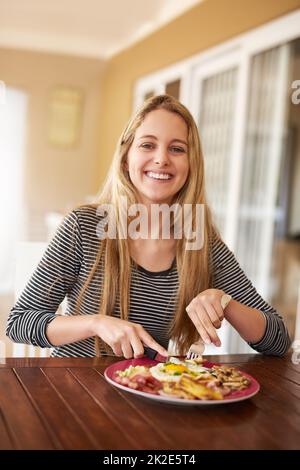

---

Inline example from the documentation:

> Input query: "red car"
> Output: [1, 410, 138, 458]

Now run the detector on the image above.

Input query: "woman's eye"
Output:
[140, 143, 186, 153]
[171, 146, 185, 153]
[140, 143, 154, 149]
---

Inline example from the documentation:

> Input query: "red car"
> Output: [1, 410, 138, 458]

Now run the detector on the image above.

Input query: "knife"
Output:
[143, 346, 169, 362]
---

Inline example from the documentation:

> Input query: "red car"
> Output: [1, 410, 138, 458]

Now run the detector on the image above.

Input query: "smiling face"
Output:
[126, 109, 189, 205]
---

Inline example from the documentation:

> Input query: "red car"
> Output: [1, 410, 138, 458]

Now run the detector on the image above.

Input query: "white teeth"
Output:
[146, 171, 172, 180]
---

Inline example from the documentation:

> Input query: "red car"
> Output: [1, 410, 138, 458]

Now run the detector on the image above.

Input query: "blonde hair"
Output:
[76, 94, 217, 355]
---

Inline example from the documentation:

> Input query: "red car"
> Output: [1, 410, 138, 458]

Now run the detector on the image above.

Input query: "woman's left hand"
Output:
[186, 289, 226, 346]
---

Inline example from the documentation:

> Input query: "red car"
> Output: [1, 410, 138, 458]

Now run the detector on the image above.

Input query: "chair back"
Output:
[13, 242, 51, 357]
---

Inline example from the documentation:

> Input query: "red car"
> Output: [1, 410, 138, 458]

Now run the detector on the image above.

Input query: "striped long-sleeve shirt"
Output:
[6, 205, 291, 357]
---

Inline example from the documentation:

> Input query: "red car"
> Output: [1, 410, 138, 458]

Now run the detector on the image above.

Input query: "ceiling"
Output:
[0, 0, 202, 59]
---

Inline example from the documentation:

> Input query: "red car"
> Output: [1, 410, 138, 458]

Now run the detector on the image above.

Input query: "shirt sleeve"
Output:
[211, 236, 291, 356]
[6, 210, 83, 348]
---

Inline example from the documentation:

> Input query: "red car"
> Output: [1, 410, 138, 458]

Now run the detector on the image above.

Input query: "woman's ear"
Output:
[123, 160, 129, 171]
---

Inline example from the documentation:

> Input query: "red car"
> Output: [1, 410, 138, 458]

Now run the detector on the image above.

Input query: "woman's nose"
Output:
[153, 148, 170, 166]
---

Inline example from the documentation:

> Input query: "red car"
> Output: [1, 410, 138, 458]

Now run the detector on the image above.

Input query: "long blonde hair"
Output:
[76, 94, 217, 355]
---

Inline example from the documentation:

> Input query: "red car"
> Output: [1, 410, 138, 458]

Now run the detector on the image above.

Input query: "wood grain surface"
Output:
[0, 354, 299, 450]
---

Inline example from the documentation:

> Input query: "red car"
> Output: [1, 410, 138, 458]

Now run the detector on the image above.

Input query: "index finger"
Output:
[127, 330, 146, 358]
[138, 328, 168, 357]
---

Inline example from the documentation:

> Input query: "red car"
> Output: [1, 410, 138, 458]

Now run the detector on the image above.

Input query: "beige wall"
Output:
[98, 0, 300, 185]
[0, 48, 104, 239]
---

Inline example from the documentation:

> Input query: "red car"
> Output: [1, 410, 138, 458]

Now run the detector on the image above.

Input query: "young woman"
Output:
[7, 95, 290, 358]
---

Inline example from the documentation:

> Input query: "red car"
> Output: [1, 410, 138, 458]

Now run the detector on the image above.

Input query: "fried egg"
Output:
[169, 357, 210, 374]
[149, 362, 188, 382]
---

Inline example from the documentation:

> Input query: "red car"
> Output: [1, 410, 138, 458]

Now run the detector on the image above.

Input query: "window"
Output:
[0, 87, 28, 292]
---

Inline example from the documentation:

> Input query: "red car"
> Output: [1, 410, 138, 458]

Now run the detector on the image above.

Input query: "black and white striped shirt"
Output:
[6, 206, 291, 357]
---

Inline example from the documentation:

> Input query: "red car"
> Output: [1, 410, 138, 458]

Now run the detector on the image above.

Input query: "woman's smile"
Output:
[144, 170, 173, 181]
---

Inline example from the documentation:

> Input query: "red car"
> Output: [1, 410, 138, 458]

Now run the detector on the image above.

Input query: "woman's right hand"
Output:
[92, 315, 168, 359]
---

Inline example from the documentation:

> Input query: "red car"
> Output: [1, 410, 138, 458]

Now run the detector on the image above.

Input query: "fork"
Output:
[186, 294, 232, 360]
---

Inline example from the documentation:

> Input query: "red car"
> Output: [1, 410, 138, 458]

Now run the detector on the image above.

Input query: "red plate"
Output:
[104, 358, 260, 406]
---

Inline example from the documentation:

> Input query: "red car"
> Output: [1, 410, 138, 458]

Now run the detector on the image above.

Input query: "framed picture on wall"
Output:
[47, 86, 84, 149]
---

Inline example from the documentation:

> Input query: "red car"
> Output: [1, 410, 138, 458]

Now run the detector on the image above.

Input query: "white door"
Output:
[190, 44, 291, 353]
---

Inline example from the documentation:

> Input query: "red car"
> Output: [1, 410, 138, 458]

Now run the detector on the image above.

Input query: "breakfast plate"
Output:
[104, 357, 260, 406]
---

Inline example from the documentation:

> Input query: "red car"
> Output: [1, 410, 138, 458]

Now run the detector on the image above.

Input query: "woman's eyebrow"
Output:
[138, 134, 188, 146]
[171, 139, 188, 146]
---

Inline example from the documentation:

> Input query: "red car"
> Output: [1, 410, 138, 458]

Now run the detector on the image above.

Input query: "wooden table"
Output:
[0, 354, 299, 450]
